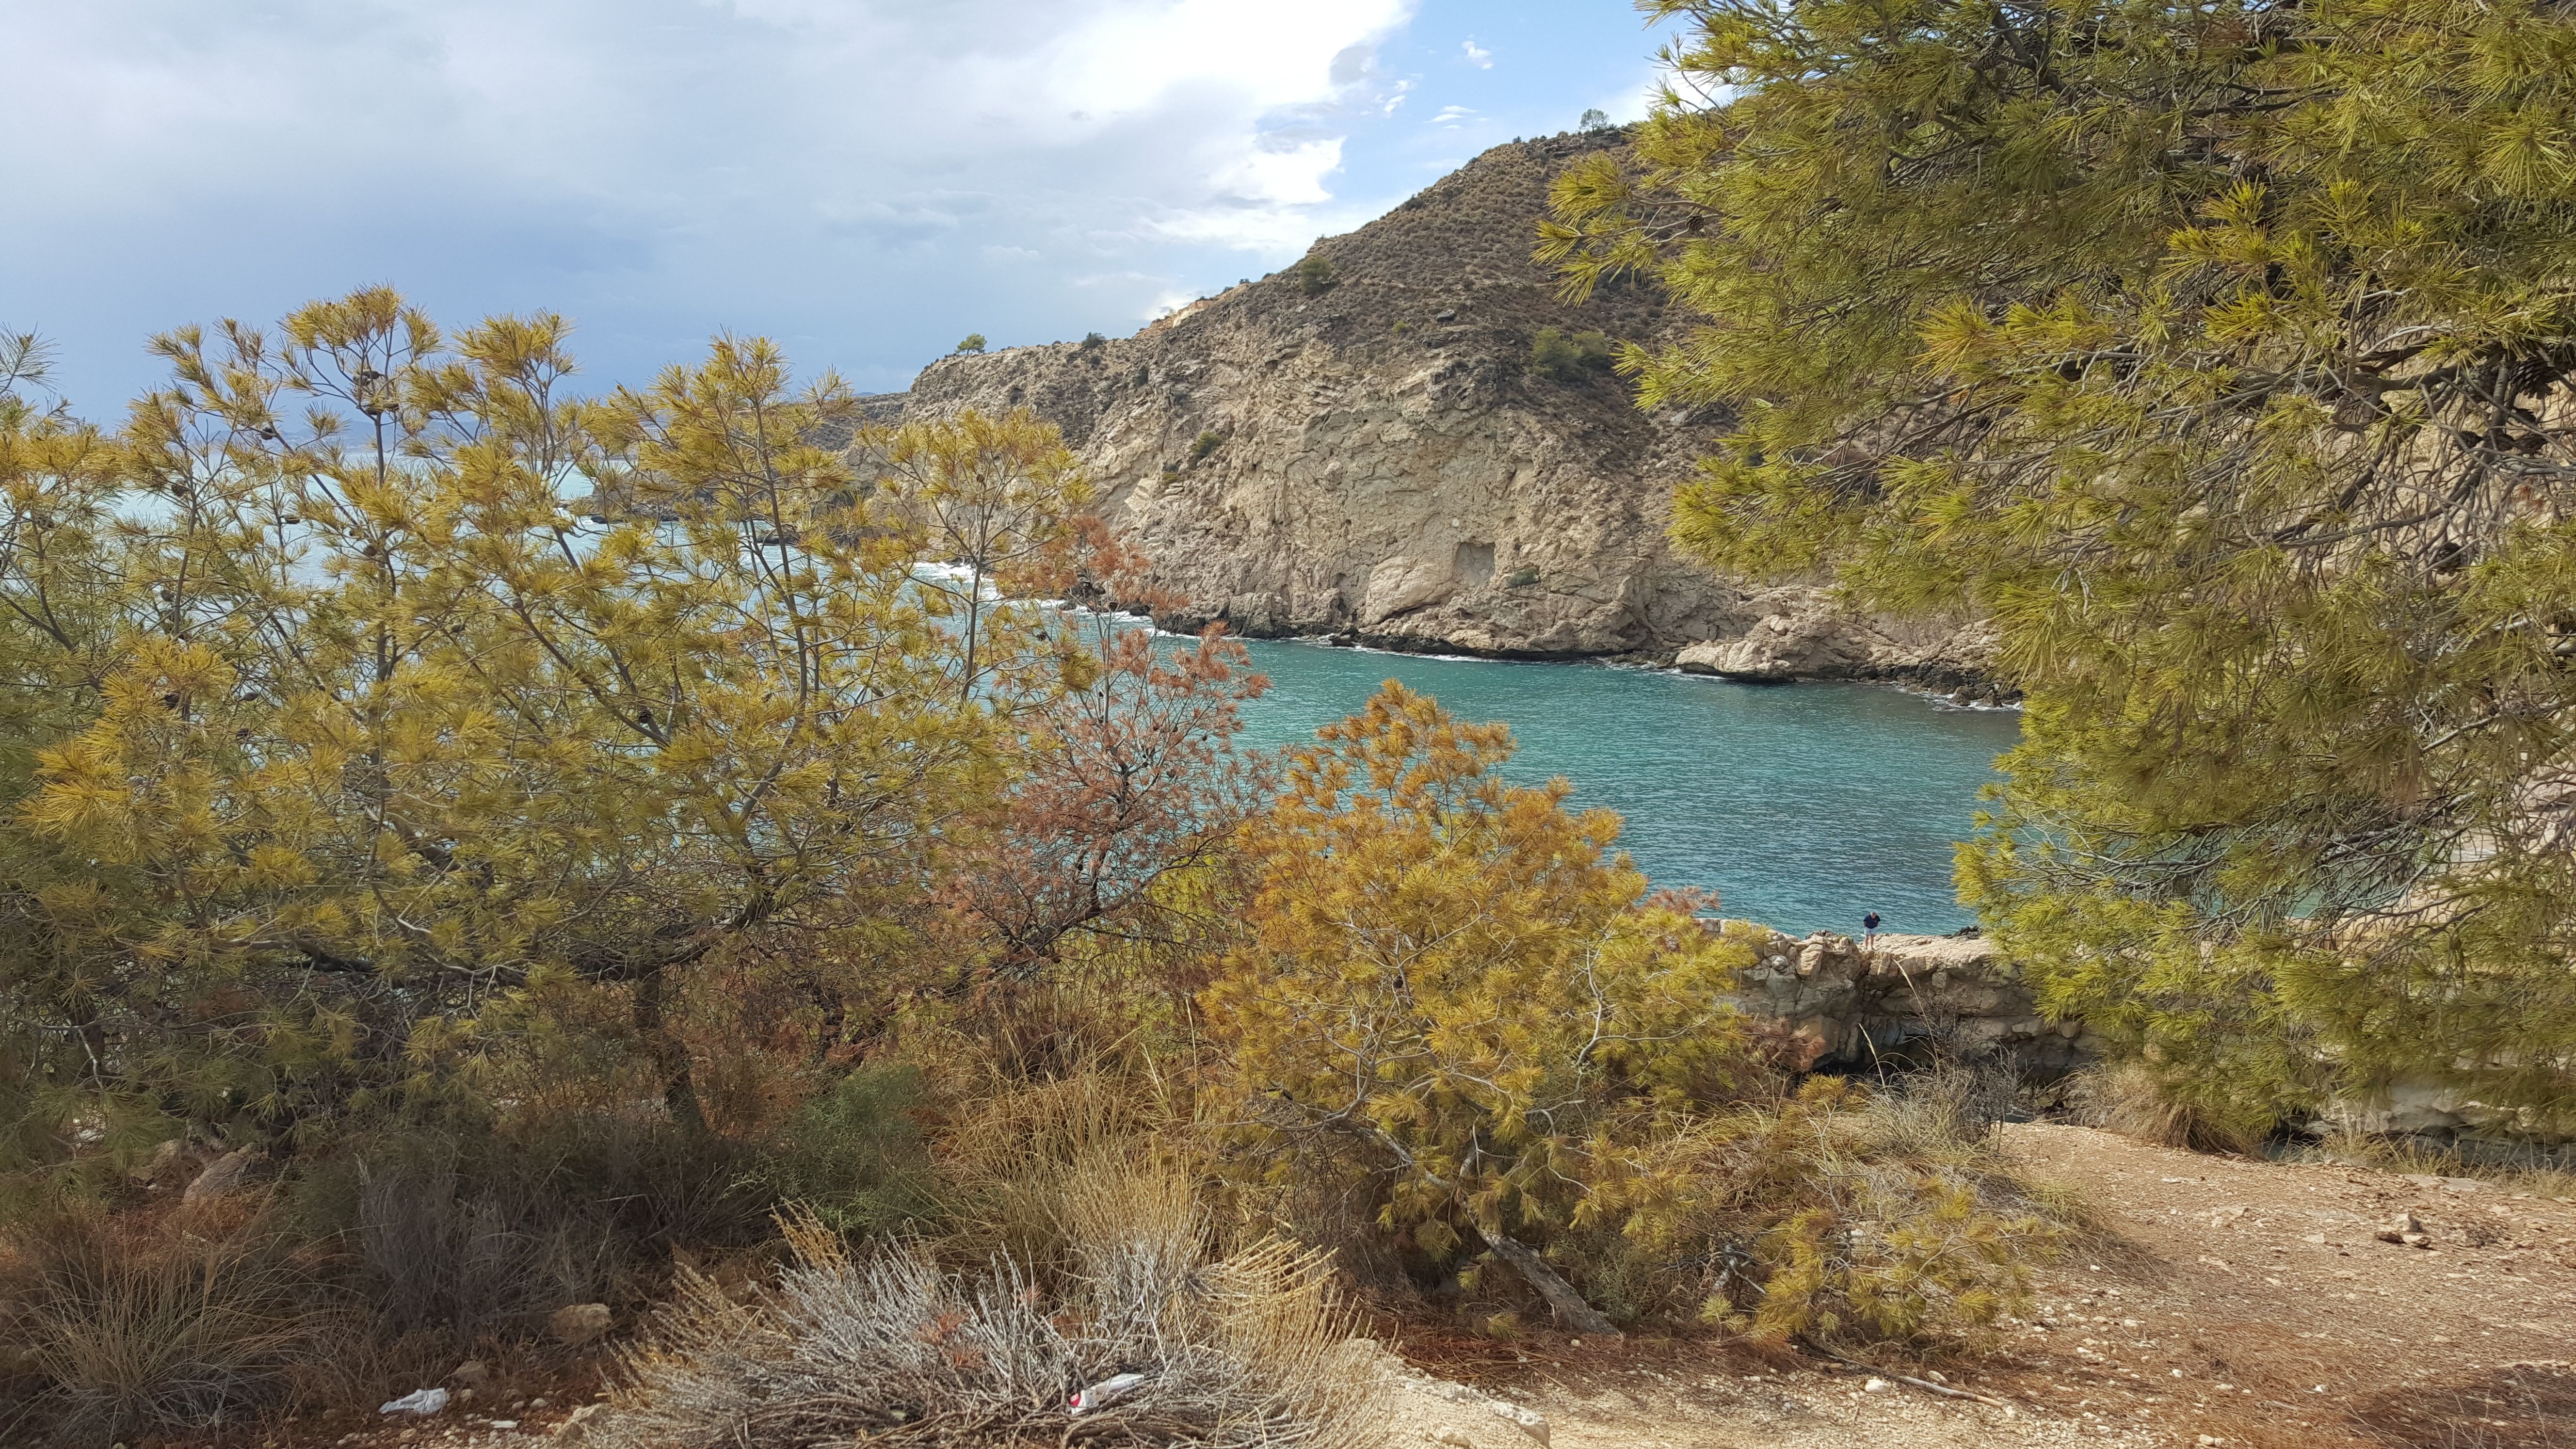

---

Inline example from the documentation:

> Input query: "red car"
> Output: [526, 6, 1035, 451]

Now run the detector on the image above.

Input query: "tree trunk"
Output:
[634, 961, 709, 1139]
[1484, 1233, 1621, 1337]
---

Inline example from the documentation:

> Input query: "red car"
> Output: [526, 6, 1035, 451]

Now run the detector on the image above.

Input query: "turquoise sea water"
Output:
[1223, 639, 2024, 937]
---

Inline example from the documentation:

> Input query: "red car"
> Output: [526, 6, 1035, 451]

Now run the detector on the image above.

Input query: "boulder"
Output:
[1676, 637, 1792, 682]
[1676, 606, 1894, 683]
[181, 1146, 265, 1204]
[549, 1302, 612, 1346]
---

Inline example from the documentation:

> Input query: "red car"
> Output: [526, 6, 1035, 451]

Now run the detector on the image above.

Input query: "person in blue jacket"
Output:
[1862, 911, 1881, 947]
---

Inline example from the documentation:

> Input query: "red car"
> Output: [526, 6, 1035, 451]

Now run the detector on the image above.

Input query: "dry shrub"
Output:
[281, 1110, 773, 1349]
[1588, 1073, 2077, 1352]
[929, 1063, 1192, 1274]
[343, 1143, 618, 1342]
[601, 1161, 1377, 1449]
[2067, 1060, 2263, 1155]
[0, 1199, 348, 1447]
[2296, 1127, 2576, 1198]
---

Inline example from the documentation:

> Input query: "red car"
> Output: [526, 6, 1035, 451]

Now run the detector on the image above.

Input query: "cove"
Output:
[1224, 638, 2024, 937]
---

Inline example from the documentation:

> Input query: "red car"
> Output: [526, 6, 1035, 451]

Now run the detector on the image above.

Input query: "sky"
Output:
[5, 0, 1683, 412]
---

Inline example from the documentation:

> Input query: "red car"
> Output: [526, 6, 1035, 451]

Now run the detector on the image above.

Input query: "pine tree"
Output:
[1546, 0, 2576, 1130]
[1204, 683, 1749, 1260]
[0, 290, 1085, 1174]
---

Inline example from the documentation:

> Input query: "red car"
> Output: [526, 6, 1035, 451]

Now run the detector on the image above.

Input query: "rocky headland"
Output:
[866, 133, 1995, 693]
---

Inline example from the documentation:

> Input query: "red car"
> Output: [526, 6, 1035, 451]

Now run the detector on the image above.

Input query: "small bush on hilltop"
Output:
[1529, 326, 1616, 381]
[1291, 255, 1335, 296]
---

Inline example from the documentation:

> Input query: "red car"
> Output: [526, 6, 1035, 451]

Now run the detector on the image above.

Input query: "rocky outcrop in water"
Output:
[883, 134, 1984, 677]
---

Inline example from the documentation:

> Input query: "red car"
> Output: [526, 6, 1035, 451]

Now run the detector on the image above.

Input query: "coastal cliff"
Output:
[890, 134, 1989, 686]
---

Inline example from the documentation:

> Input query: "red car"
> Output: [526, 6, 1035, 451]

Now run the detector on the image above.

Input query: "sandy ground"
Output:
[260, 1124, 2576, 1449]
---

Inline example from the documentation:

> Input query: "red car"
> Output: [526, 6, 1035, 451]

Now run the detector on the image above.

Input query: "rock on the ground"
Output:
[181, 1145, 265, 1204]
[548, 1303, 612, 1346]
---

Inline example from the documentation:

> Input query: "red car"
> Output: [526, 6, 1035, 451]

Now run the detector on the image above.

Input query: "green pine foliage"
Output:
[0, 289, 1090, 1194]
[1546, 0, 2576, 1133]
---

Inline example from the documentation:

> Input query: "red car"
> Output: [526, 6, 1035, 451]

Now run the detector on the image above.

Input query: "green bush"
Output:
[1590, 1073, 2072, 1349]
[1530, 326, 1616, 381]
[1190, 431, 1222, 462]
[1292, 255, 1335, 296]
[767, 1063, 934, 1235]
[955, 333, 987, 354]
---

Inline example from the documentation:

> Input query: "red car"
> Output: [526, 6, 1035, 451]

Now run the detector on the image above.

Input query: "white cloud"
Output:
[1, 0, 1421, 399]
[1143, 287, 1202, 320]
[1431, 105, 1479, 128]
[1593, 61, 1687, 127]
[1461, 37, 1494, 68]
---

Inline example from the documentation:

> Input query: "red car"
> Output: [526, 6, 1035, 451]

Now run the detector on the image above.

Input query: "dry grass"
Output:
[928, 1063, 1196, 1275]
[1574, 1069, 2086, 1351]
[2064, 1060, 2264, 1156]
[600, 1159, 1379, 1449]
[0, 1198, 353, 1447]
[2290, 1127, 2576, 1198]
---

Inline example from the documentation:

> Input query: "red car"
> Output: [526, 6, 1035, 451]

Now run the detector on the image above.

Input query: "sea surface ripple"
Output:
[1227, 637, 2023, 937]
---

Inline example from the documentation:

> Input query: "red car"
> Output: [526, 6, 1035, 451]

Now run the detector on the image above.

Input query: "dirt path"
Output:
[1381, 1124, 2576, 1449]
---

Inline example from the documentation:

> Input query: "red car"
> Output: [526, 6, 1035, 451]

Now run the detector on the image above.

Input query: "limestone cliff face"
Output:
[898, 134, 1984, 680]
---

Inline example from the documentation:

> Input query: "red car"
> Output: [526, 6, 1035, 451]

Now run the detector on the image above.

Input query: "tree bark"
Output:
[1484, 1233, 1621, 1337]
[634, 961, 709, 1139]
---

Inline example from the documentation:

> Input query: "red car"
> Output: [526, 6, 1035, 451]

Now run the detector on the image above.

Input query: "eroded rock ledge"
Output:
[1730, 928, 2095, 1077]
